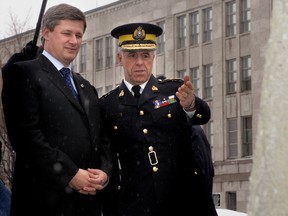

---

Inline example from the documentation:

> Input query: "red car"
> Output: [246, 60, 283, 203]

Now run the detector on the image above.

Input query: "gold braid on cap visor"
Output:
[118, 34, 157, 50]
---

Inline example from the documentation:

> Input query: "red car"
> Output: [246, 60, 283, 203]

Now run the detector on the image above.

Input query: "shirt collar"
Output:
[42, 50, 72, 71]
[124, 80, 148, 95]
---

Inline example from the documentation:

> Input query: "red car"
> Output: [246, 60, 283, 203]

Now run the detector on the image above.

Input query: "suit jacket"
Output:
[100, 75, 216, 216]
[2, 54, 112, 216]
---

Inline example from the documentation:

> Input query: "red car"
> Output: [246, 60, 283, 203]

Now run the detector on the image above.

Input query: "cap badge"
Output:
[133, 26, 146, 41]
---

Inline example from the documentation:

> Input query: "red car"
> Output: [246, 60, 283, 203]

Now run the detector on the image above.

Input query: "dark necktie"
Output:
[59, 67, 78, 99]
[132, 85, 141, 98]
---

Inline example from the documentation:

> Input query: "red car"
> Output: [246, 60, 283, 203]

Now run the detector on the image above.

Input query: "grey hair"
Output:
[42, 3, 87, 32]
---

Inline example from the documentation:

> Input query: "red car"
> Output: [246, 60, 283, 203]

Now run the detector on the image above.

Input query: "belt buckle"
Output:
[148, 150, 158, 166]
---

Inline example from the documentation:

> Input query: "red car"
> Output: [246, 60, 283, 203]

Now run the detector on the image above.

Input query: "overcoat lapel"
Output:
[38, 55, 84, 113]
[73, 74, 92, 115]
[118, 82, 137, 106]
[118, 76, 159, 106]
[139, 76, 159, 105]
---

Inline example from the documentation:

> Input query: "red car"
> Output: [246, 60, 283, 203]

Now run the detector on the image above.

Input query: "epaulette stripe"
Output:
[99, 87, 119, 100]
[158, 78, 183, 84]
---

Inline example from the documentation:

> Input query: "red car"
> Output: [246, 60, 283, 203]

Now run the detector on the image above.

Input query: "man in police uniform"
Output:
[100, 23, 217, 216]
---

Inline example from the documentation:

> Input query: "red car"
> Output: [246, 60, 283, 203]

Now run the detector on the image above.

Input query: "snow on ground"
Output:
[216, 209, 248, 216]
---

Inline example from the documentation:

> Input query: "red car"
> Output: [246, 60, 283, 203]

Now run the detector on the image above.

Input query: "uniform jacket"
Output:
[1, 54, 112, 216]
[100, 75, 217, 216]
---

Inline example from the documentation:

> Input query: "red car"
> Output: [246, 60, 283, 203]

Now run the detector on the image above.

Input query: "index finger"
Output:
[183, 75, 190, 84]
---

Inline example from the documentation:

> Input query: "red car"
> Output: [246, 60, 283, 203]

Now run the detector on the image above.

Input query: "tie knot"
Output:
[132, 85, 141, 98]
[59, 67, 71, 77]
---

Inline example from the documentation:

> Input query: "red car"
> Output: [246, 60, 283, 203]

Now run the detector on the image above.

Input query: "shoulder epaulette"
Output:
[158, 78, 183, 84]
[99, 86, 119, 101]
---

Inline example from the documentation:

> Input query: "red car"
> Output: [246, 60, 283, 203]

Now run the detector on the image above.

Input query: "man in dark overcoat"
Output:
[2, 4, 112, 216]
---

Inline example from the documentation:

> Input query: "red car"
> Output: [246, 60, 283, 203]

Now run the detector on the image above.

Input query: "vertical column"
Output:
[248, 0, 288, 215]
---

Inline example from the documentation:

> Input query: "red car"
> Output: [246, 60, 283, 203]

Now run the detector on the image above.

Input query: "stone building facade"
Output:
[0, 0, 272, 213]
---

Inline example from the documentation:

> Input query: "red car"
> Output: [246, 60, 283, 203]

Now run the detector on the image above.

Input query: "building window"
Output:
[177, 15, 186, 49]
[205, 121, 213, 147]
[242, 116, 252, 157]
[228, 118, 238, 158]
[156, 21, 165, 54]
[203, 64, 213, 99]
[226, 1, 236, 37]
[203, 7, 213, 43]
[240, 0, 251, 33]
[241, 55, 251, 91]
[177, 69, 186, 79]
[105, 85, 113, 94]
[80, 43, 87, 72]
[96, 87, 103, 98]
[95, 38, 103, 70]
[105, 36, 113, 67]
[227, 59, 237, 94]
[227, 192, 237, 211]
[190, 11, 199, 46]
[190, 67, 200, 96]
[204, 121, 214, 159]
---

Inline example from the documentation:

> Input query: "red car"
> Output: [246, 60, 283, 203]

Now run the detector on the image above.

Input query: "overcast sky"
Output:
[0, 0, 117, 39]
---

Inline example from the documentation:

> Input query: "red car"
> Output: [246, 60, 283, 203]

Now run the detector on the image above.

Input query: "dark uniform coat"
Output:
[100, 75, 217, 216]
[1, 54, 112, 216]
[191, 125, 215, 195]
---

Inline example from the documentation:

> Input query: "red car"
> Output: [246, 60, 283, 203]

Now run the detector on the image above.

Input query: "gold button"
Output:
[153, 166, 158, 172]
[143, 128, 148, 134]
[113, 125, 118, 130]
[196, 114, 202, 118]
[167, 113, 172, 118]
[148, 146, 154, 151]
[140, 110, 144, 115]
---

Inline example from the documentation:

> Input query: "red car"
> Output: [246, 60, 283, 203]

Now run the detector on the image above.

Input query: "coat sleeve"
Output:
[189, 96, 211, 125]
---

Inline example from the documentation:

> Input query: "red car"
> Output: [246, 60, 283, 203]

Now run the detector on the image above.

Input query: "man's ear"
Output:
[117, 53, 123, 65]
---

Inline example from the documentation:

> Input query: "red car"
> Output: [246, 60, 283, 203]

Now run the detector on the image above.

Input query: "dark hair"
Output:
[42, 3, 87, 33]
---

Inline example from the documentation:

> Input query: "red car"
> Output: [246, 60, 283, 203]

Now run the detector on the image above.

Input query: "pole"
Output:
[32, 0, 48, 46]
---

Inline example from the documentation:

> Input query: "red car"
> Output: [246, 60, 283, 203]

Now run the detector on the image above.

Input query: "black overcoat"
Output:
[1, 54, 112, 216]
[100, 75, 216, 216]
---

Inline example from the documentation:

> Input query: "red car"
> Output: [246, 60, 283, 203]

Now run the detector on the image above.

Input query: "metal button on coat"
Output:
[153, 167, 158, 172]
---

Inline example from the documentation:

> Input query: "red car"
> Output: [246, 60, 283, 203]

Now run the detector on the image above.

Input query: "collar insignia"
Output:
[119, 90, 124, 97]
[152, 85, 158, 91]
